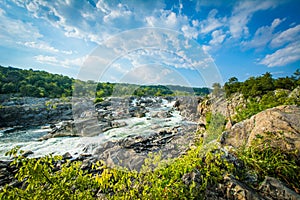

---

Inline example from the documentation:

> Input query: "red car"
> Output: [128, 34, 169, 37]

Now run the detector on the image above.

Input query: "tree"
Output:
[212, 83, 222, 97]
[224, 77, 240, 97]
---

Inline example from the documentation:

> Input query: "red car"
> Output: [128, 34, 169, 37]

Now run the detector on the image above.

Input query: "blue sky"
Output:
[0, 0, 299, 87]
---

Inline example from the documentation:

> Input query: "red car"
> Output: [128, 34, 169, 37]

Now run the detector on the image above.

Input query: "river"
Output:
[0, 98, 189, 160]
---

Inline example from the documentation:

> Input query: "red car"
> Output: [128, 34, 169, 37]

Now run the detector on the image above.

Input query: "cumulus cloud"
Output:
[242, 18, 284, 49]
[198, 9, 226, 34]
[209, 30, 226, 45]
[270, 24, 300, 48]
[0, 7, 42, 45]
[229, 0, 275, 39]
[17, 41, 72, 55]
[144, 9, 198, 40]
[259, 41, 300, 67]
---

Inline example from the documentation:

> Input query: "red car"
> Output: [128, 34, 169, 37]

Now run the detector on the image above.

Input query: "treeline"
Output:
[223, 70, 300, 122]
[0, 66, 73, 98]
[74, 81, 210, 98]
[224, 70, 300, 98]
[0, 66, 210, 98]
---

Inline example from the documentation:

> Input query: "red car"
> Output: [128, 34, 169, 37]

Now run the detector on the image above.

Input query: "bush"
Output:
[94, 97, 104, 104]
[236, 136, 300, 192]
[0, 141, 234, 199]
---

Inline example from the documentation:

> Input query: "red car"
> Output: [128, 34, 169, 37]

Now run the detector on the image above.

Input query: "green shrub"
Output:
[0, 147, 99, 200]
[236, 138, 300, 192]
[0, 141, 234, 200]
[205, 112, 226, 143]
[94, 97, 104, 104]
[233, 91, 300, 122]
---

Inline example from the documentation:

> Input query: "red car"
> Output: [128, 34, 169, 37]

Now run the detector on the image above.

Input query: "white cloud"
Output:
[242, 18, 284, 49]
[34, 55, 58, 64]
[0, 8, 42, 45]
[146, 10, 184, 29]
[181, 25, 198, 39]
[202, 45, 211, 52]
[229, 0, 275, 39]
[209, 30, 226, 45]
[119, 64, 192, 86]
[270, 24, 300, 48]
[34, 55, 87, 68]
[96, 0, 110, 14]
[0, 5, 73, 55]
[17, 41, 72, 55]
[259, 41, 300, 67]
[198, 9, 226, 34]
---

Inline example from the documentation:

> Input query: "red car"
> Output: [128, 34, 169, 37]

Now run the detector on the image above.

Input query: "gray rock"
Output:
[22, 150, 34, 157]
[259, 176, 300, 200]
[223, 105, 300, 159]
[207, 174, 265, 200]
[62, 152, 72, 160]
[80, 159, 92, 170]
[181, 169, 202, 186]
[0, 97, 72, 128]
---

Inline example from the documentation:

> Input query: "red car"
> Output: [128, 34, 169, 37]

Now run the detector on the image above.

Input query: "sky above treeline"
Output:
[0, 0, 299, 87]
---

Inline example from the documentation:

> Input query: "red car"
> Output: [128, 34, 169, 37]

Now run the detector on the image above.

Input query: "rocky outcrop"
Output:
[222, 105, 300, 157]
[259, 176, 300, 200]
[93, 125, 197, 171]
[197, 93, 246, 128]
[174, 96, 200, 121]
[0, 97, 72, 128]
[205, 175, 300, 200]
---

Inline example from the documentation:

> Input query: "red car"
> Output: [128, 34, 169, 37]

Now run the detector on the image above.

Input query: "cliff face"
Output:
[222, 105, 300, 157]
[197, 92, 246, 128]
[0, 97, 72, 128]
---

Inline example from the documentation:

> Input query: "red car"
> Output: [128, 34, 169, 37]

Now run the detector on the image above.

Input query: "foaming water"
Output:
[0, 99, 185, 160]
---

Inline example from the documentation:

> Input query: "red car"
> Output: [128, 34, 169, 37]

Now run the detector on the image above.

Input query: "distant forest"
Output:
[0, 66, 210, 98]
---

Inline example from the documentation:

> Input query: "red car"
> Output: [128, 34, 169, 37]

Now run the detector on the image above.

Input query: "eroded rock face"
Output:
[223, 105, 300, 157]
[0, 97, 72, 128]
[174, 97, 200, 122]
[93, 125, 197, 171]
[197, 93, 246, 128]
[259, 176, 300, 200]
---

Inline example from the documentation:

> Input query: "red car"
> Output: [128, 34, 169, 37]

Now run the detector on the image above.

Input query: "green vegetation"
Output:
[236, 132, 300, 192]
[1, 147, 98, 200]
[233, 89, 300, 122]
[205, 112, 226, 143]
[0, 141, 234, 200]
[0, 66, 210, 99]
[2, 133, 299, 199]
[224, 70, 300, 122]
[0, 66, 73, 98]
[224, 70, 300, 98]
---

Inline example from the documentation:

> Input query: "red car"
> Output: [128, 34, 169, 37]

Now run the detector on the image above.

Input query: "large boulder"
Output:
[223, 105, 300, 157]
[174, 97, 200, 121]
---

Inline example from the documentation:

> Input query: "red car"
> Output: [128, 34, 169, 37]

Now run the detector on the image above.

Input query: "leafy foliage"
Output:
[0, 66, 73, 98]
[205, 112, 226, 143]
[236, 133, 300, 193]
[1, 147, 99, 200]
[233, 90, 299, 122]
[1, 135, 299, 199]
[224, 70, 300, 98]
[0, 66, 210, 99]
[89, 142, 233, 200]
[0, 141, 234, 199]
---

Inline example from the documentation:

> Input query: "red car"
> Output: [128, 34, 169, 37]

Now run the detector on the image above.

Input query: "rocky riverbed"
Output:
[0, 96, 200, 168]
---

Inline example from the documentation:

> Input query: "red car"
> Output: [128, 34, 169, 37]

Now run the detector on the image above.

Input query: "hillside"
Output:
[0, 65, 210, 99]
